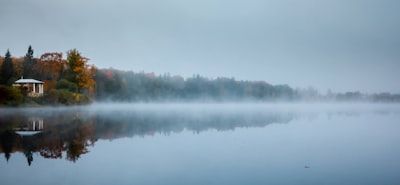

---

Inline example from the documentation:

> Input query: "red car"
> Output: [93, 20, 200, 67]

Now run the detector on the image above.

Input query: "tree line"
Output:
[95, 69, 297, 101]
[95, 69, 400, 102]
[1, 46, 399, 105]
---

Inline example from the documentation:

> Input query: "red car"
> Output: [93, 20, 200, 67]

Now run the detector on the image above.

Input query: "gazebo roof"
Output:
[15, 131, 43, 136]
[14, 79, 44, 84]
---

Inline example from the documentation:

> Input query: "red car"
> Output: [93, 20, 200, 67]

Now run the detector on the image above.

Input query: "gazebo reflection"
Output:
[14, 117, 44, 136]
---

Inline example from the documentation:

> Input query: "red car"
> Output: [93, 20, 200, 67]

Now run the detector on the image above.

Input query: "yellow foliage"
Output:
[67, 49, 96, 95]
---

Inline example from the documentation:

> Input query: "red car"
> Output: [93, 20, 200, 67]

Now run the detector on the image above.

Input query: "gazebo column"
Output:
[39, 119, 43, 130]
[39, 83, 44, 94]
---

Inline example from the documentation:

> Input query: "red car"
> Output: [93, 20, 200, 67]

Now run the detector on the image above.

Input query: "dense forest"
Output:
[1, 46, 399, 106]
[94, 69, 400, 102]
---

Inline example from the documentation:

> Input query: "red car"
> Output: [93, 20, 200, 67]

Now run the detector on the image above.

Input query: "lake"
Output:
[1, 103, 400, 185]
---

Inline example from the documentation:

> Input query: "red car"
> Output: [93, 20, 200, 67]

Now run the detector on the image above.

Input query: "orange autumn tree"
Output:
[66, 49, 96, 94]
[39, 52, 65, 80]
[37, 52, 66, 91]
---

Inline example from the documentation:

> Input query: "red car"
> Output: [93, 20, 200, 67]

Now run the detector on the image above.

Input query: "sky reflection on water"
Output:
[1, 103, 400, 185]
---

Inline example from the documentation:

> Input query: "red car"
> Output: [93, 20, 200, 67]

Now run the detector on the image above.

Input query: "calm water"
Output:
[1, 103, 399, 185]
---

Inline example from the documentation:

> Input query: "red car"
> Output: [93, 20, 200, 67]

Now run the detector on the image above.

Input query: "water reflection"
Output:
[1, 104, 399, 166]
[14, 117, 44, 136]
[1, 104, 400, 185]
[0, 106, 295, 165]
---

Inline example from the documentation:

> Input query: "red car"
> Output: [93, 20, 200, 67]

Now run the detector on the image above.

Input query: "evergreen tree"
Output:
[23, 45, 37, 78]
[0, 50, 14, 85]
[26, 45, 34, 59]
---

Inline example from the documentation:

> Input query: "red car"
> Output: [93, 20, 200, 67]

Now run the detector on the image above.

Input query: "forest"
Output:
[1, 46, 399, 106]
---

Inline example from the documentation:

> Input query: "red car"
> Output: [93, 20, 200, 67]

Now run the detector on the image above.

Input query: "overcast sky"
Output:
[1, 0, 399, 93]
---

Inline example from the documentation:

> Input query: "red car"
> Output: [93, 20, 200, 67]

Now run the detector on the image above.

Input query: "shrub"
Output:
[56, 79, 78, 92]
[0, 85, 23, 106]
[42, 89, 91, 105]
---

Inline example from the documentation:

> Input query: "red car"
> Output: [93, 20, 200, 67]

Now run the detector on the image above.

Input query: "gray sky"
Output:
[1, 0, 399, 93]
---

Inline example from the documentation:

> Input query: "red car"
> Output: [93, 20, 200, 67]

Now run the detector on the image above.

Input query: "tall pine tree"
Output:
[0, 50, 14, 85]
[23, 45, 36, 78]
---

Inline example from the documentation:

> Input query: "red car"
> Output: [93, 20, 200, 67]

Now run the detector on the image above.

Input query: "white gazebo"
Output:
[13, 77, 44, 97]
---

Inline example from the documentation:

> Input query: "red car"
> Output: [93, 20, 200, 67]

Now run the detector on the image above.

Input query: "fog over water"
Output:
[2, 0, 400, 183]
[1, 103, 400, 185]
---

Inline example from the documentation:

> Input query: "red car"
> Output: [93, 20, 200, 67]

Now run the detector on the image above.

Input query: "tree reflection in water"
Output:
[0, 106, 294, 166]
